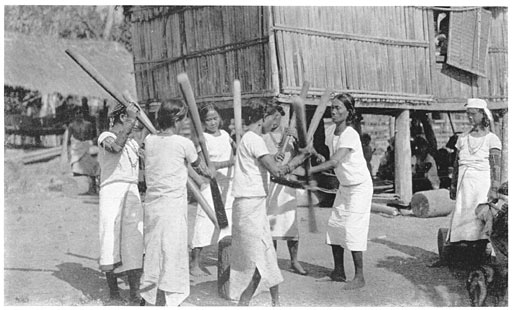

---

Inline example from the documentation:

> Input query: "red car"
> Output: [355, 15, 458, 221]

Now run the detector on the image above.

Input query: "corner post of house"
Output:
[267, 6, 280, 96]
[395, 108, 412, 204]
[500, 110, 508, 183]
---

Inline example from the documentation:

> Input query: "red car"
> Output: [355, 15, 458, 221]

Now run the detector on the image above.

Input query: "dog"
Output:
[467, 264, 507, 306]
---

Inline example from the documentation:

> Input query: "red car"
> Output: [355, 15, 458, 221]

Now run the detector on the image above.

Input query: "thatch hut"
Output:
[125, 6, 507, 203]
[4, 31, 136, 146]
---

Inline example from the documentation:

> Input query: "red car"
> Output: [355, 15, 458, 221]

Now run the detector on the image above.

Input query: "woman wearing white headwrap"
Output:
[445, 98, 501, 265]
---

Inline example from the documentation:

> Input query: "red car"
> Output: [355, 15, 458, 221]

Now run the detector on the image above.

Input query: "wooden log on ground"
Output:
[371, 203, 399, 216]
[22, 146, 63, 164]
[410, 189, 455, 218]
[217, 235, 232, 300]
[500, 111, 508, 183]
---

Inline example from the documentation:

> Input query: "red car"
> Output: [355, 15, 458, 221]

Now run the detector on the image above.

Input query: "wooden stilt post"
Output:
[389, 115, 395, 140]
[500, 111, 508, 183]
[395, 109, 412, 204]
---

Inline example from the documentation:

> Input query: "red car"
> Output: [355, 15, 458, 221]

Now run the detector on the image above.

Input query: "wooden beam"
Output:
[395, 109, 412, 204]
[501, 111, 508, 183]
[267, 6, 280, 96]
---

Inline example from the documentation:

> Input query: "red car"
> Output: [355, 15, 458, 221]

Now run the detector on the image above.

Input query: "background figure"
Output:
[411, 136, 440, 193]
[377, 136, 395, 181]
[190, 103, 236, 276]
[97, 102, 145, 304]
[435, 148, 452, 189]
[65, 105, 100, 195]
[263, 102, 308, 276]
[442, 98, 502, 267]
[139, 99, 211, 306]
[361, 133, 374, 176]
[306, 93, 373, 290]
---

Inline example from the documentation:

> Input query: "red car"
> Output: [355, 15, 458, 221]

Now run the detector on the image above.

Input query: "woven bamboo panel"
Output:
[127, 6, 507, 109]
[130, 6, 271, 105]
[273, 6, 432, 96]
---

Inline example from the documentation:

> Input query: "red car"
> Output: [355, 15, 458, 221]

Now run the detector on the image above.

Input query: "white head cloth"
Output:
[466, 98, 493, 123]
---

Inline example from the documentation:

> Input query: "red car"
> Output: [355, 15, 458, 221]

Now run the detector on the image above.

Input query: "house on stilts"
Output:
[124, 6, 507, 204]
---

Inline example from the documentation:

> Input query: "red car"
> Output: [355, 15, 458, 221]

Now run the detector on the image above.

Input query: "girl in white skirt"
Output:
[190, 103, 236, 276]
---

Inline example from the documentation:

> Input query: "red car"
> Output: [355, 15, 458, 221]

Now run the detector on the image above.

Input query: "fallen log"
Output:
[371, 203, 399, 216]
[22, 146, 63, 164]
[410, 189, 455, 218]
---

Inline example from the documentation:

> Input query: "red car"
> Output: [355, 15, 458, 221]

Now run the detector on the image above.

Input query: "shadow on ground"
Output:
[199, 244, 332, 280]
[51, 262, 130, 305]
[370, 238, 469, 306]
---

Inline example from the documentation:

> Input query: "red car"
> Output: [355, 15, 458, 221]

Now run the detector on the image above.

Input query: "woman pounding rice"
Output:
[139, 99, 212, 306]
[97, 102, 147, 303]
[189, 103, 236, 276]
[300, 93, 373, 290]
[229, 98, 310, 306]
[263, 102, 308, 275]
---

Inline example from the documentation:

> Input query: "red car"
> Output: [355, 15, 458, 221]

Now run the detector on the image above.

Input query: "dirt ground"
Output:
[3, 149, 507, 306]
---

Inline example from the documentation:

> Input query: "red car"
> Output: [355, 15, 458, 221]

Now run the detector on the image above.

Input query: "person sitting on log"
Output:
[411, 136, 440, 193]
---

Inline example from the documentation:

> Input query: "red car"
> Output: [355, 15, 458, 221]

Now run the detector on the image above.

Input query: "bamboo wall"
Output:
[129, 6, 272, 107]
[127, 6, 507, 110]
[432, 7, 508, 103]
[272, 6, 434, 104]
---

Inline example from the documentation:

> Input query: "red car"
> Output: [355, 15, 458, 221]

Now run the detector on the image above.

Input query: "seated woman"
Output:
[411, 136, 440, 193]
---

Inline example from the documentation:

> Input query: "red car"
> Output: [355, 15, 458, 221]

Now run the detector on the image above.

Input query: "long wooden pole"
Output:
[279, 81, 310, 153]
[178, 73, 229, 229]
[306, 88, 332, 145]
[233, 79, 242, 146]
[187, 178, 219, 229]
[292, 96, 318, 233]
[66, 51, 217, 226]
[65, 49, 156, 134]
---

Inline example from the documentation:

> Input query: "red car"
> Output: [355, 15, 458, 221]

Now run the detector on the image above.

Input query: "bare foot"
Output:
[329, 270, 346, 282]
[189, 265, 206, 276]
[342, 277, 365, 290]
[291, 262, 308, 275]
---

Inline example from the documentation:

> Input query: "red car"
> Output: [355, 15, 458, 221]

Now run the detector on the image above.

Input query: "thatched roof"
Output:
[4, 31, 136, 100]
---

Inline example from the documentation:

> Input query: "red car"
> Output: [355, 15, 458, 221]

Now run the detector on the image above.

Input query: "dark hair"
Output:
[332, 93, 357, 125]
[265, 102, 285, 117]
[480, 109, 491, 128]
[199, 102, 223, 129]
[110, 103, 127, 125]
[157, 99, 188, 130]
[244, 98, 268, 125]
[361, 133, 371, 144]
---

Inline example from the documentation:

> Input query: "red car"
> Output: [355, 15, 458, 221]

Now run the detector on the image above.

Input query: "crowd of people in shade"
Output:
[63, 93, 502, 306]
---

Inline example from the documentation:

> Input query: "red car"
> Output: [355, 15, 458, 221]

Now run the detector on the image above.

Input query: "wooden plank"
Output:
[267, 6, 280, 95]
[500, 111, 508, 183]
